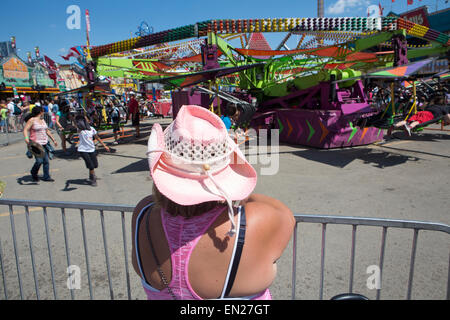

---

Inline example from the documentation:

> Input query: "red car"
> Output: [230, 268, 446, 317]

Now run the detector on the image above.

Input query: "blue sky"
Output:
[0, 0, 448, 64]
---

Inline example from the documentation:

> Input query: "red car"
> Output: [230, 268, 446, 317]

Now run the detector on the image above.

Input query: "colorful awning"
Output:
[366, 58, 435, 78]
[146, 63, 264, 88]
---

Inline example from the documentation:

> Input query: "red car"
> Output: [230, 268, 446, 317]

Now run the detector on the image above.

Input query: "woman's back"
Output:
[29, 118, 48, 145]
[132, 194, 294, 300]
[132, 105, 295, 300]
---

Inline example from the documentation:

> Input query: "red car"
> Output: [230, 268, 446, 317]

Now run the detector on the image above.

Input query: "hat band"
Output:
[159, 152, 231, 177]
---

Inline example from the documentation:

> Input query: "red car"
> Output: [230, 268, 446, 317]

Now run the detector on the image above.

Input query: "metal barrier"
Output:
[0, 114, 26, 146]
[291, 214, 450, 300]
[0, 198, 135, 300]
[0, 198, 449, 300]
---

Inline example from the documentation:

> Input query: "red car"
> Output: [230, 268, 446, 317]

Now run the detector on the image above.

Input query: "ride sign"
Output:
[400, 7, 429, 27]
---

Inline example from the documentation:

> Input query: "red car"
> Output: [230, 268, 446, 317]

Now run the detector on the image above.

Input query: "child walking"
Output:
[75, 115, 110, 186]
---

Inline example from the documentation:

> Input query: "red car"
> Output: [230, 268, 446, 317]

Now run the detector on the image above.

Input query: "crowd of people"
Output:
[0, 92, 163, 187]
[0, 97, 62, 134]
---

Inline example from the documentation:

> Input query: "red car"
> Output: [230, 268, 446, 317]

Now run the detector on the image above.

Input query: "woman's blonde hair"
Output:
[152, 184, 224, 218]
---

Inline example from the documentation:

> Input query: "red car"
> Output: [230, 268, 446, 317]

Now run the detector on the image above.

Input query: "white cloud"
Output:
[326, 0, 371, 15]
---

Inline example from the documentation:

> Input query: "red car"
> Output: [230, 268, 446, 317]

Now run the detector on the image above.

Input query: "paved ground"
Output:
[0, 119, 449, 300]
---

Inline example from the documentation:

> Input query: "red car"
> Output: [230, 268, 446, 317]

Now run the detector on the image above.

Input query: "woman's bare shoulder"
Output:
[131, 195, 155, 223]
[243, 197, 295, 229]
[243, 198, 295, 258]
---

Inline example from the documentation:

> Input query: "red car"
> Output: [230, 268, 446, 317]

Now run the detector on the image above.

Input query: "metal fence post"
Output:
[24, 206, 40, 299]
[61, 208, 75, 300]
[291, 223, 298, 300]
[0, 238, 7, 300]
[8, 205, 23, 299]
[100, 210, 114, 300]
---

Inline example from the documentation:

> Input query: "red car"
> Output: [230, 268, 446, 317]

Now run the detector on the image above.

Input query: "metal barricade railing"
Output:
[0, 198, 135, 300]
[1, 113, 26, 146]
[291, 215, 450, 300]
[0, 198, 449, 300]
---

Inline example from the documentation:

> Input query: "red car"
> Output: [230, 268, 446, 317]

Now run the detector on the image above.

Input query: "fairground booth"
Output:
[0, 39, 60, 101]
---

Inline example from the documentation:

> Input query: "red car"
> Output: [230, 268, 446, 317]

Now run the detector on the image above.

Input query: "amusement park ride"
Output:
[82, 16, 450, 148]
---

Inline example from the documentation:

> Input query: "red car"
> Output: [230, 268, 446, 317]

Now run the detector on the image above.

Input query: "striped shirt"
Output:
[30, 119, 48, 145]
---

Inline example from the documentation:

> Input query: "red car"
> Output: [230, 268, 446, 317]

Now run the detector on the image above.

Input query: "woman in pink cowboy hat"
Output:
[131, 105, 295, 300]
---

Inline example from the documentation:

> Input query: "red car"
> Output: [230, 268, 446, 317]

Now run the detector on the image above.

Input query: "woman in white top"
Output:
[75, 115, 110, 186]
[23, 106, 58, 182]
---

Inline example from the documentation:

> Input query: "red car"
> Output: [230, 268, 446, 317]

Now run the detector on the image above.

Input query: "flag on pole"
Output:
[379, 2, 384, 16]
[85, 9, 92, 59]
[61, 46, 84, 60]
[44, 55, 59, 84]
[61, 48, 79, 60]
[85, 9, 91, 33]
[44, 55, 57, 71]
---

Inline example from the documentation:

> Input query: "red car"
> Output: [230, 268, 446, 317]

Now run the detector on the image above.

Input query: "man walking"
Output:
[7, 98, 17, 133]
[127, 92, 140, 138]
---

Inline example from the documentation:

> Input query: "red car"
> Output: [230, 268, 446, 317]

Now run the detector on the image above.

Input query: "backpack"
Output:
[13, 104, 22, 115]
[110, 106, 120, 121]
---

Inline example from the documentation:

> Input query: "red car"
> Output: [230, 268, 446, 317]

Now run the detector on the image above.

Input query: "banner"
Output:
[44, 55, 58, 83]
[3, 57, 29, 79]
[401, 7, 429, 26]
[44, 55, 58, 71]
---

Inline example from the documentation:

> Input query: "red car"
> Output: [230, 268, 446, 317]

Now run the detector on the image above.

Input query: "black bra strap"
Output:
[224, 206, 247, 297]
[135, 203, 154, 285]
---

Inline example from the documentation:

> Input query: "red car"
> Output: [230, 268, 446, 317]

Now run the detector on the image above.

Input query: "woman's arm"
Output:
[54, 114, 63, 130]
[243, 194, 296, 262]
[46, 128, 58, 146]
[23, 118, 33, 144]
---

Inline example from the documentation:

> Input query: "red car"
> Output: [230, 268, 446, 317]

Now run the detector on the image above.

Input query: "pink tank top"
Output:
[135, 203, 272, 300]
[30, 119, 48, 145]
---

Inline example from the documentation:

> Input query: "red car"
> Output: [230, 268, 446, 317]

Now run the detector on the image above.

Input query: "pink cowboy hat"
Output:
[147, 105, 257, 208]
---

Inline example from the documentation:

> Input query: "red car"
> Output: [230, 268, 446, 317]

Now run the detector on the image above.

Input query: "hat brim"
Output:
[28, 142, 45, 158]
[148, 123, 257, 206]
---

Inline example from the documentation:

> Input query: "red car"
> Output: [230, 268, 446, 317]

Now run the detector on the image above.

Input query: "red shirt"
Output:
[128, 98, 139, 114]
